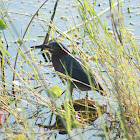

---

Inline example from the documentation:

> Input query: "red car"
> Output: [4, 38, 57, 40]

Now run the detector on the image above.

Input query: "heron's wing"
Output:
[60, 54, 95, 86]
[59, 54, 104, 94]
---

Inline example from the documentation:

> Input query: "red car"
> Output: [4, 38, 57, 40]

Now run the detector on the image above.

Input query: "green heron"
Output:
[31, 41, 104, 96]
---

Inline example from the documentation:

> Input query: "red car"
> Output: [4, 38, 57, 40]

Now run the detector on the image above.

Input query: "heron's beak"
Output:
[31, 44, 51, 50]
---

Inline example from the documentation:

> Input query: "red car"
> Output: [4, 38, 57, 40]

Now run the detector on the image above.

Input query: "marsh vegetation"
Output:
[0, 0, 139, 139]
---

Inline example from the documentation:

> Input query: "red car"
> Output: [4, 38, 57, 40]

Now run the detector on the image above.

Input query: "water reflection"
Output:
[37, 98, 107, 135]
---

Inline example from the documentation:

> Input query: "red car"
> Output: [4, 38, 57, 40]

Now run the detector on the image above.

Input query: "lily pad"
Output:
[48, 86, 62, 98]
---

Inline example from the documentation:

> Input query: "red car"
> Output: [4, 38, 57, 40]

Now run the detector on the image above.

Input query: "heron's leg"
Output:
[86, 91, 89, 99]
[70, 86, 73, 97]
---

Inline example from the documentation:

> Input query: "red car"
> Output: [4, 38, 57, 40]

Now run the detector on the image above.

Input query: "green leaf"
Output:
[0, 19, 6, 30]
[48, 86, 62, 98]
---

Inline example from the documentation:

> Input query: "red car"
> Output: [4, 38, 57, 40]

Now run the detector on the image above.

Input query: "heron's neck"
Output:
[52, 53, 66, 71]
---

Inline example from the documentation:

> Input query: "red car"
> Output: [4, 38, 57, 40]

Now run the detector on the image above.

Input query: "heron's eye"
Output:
[47, 45, 52, 49]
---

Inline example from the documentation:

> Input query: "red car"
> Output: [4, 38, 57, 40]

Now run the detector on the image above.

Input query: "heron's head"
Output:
[31, 41, 69, 55]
